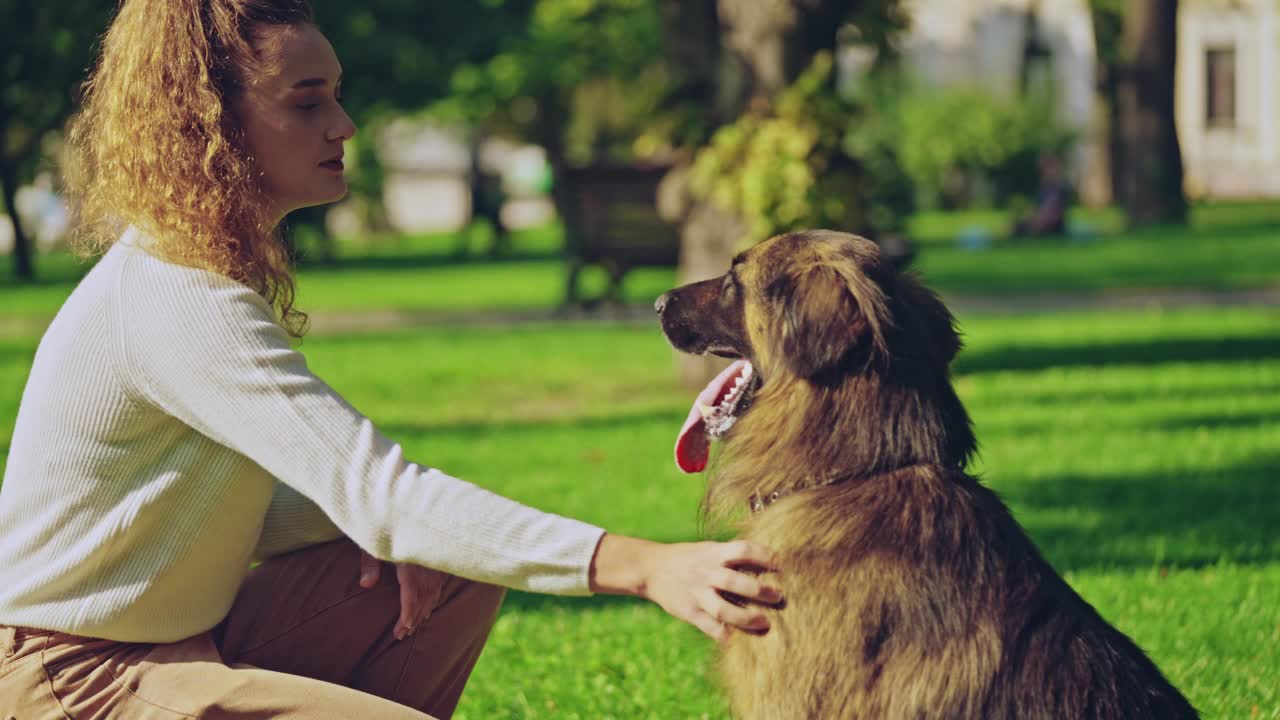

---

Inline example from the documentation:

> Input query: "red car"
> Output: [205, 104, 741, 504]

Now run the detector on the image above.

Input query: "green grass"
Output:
[906, 202, 1280, 295]
[2, 306, 1276, 718]
[3, 202, 1279, 321]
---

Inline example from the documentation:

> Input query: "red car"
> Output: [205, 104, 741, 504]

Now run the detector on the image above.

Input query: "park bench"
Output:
[557, 163, 915, 306]
[560, 164, 680, 306]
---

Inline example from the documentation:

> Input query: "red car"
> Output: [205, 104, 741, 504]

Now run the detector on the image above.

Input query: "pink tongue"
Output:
[675, 360, 748, 473]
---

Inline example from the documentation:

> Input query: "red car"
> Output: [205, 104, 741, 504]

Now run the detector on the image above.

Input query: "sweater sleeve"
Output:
[114, 252, 605, 595]
[253, 482, 344, 561]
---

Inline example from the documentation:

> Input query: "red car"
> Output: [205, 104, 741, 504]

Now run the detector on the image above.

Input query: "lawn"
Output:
[3, 201, 1280, 321]
[1, 305, 1277, 719]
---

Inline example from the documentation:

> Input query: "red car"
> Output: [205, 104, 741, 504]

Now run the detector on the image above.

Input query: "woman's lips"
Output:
[320, 158, 344, 171]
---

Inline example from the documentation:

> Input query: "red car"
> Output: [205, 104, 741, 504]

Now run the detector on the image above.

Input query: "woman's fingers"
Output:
[623, 536, 783, 641]
[721, 540, 780, 574]
[690, 609, 727, 642]
[362, 554, 446, 641]
[700, 587, 770, 634]
[711, 567, 783, 606]
[358, 551, 382, 589]
[394, 571, 420, 640]
[394, 564, 446, 639]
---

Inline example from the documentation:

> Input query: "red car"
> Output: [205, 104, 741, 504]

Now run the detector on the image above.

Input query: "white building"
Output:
[1177, 0, 1280, 198]
[900, 0, 1107, 202]
[899, 0, 1280, 202]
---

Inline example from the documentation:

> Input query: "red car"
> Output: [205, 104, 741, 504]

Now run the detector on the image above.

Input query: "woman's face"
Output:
[234, 24, 356, 222]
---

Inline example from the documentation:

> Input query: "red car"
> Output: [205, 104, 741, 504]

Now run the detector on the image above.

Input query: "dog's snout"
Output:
[654, 292, 673, 315]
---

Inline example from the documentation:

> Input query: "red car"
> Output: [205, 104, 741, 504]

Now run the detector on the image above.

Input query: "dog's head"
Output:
[658, 229, 969, 475]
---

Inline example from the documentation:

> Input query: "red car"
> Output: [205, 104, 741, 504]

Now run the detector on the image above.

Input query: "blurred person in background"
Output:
[1012, 151, 1071, 238]
[0, 1, 782, 717]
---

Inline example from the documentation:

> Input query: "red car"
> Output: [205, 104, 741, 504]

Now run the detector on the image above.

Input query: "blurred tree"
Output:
[0, 1, 553, 275]
[1089, 0, 1186, 226]
[310, 1, 539, 121]
[1088, 0, 1125, 204]
[0, 0, 112, 281]
[1116, 0, 1185, 225]
[657, 0, 907, 385]
[428, 0, 667, 238]
[291, 0, 541, 250]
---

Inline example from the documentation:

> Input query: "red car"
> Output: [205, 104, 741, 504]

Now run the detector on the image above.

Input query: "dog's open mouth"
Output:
[675, 359, 758, 473]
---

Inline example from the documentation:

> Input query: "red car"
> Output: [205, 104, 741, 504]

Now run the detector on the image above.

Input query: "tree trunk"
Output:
[1116, 0, 1186, 226]
[0, 162, 35, 282]
[1101, 69, 1126, 207]
[662, 0, 846, 388]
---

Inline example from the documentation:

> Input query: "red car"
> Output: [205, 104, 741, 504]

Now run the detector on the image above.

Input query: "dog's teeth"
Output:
[698, 403, 716, 420]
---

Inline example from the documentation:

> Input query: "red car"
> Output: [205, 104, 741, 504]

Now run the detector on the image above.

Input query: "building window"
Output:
[1205, 47, 1236, 128]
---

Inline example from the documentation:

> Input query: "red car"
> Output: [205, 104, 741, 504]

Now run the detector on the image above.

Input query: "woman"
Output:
[0, 1, 781, 717]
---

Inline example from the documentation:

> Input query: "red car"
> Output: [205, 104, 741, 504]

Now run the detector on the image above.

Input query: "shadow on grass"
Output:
[955, 336, 1280, 375]
[0, 266, 91, 291]
[974, 405, 1280, 438]
[0, 345, 38, 367]
[1001, 452, 1280, 573]
[299, 248, 563, 273]
[498, 589, 657, 616]
[1154, 409, 1280, 432]
[970, 383, 1280, 410]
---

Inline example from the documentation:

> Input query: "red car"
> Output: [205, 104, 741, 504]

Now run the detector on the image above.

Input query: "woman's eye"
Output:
[298, 103, 320, 111]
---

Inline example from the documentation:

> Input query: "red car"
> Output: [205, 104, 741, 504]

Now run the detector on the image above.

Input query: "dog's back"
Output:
[720, 464, 1198, 720]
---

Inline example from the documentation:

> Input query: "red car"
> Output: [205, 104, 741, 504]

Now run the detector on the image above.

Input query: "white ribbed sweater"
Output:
[0, 229, 605, 643]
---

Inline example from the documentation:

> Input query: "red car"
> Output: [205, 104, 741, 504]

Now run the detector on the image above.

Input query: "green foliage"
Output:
[430, 0, 667, 164]
[310, 0, 539, 124]
[1087, 0, 1126, 69]
[894, 85, 1076, 208]
[0, 1, 113, 181]
[688, 52, 915, 243]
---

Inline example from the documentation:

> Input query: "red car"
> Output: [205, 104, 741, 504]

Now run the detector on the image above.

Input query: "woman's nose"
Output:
[329, 110, 357, 142]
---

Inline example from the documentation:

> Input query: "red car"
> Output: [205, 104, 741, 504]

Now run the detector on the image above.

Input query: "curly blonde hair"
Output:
[67, 0, 315, 335]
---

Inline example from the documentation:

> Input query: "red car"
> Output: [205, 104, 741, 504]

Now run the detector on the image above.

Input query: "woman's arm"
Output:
[253, 482, 343, 561]
[589, 534, 783, 639]
[116, 251, 602, 595]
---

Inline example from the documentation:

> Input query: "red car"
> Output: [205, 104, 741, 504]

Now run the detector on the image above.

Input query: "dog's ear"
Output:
[895, 273, 962, 367]
[769, 265, 886, 379]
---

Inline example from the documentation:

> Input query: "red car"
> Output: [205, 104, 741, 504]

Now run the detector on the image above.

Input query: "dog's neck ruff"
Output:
[748, 471, 850, 513]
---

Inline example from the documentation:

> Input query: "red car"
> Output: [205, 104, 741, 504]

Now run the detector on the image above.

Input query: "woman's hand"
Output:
[589, 534, 783, 641]
[358, 551, 447, 640]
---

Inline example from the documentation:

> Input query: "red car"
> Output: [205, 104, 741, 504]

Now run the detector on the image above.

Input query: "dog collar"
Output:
[748, 471, 849, 513]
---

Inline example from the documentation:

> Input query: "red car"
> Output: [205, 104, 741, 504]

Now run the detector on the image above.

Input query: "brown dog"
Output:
[656, 230, 1197, 719]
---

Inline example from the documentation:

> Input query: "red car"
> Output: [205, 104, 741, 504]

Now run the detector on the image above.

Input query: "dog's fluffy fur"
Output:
[657, 230, 1197, 719]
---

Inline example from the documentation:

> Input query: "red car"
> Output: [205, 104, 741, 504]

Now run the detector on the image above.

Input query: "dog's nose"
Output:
[654, 292, 672, 315]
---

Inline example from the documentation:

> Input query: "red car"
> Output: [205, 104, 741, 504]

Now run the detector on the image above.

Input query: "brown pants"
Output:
[0, 539, 506, 719]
